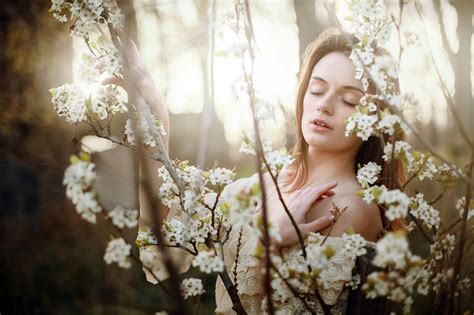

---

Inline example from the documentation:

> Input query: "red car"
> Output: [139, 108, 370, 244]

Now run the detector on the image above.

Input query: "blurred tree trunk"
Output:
[450, 0, 473, 139]
[294, 0, 336, 64]
[434, 0, 474, 144]
[195, 0, 215, 168]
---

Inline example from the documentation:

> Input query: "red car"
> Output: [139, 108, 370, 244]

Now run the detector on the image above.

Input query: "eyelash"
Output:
[310, 92, 357, 106]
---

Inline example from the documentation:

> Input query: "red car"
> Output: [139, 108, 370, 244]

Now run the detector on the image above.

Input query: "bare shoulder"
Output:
[328, 189, 383, 242]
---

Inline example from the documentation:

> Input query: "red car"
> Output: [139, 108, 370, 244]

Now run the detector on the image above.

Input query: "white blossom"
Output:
[239, 131, 273, 156]
[50, 83, 87, 124]
[63, 157, 102, 223]
[379, 189, 410, 221]
[345, 111, 377, 141]
[180, 278, 205, 299]
[192, 251, 224, 274]
[136, 226, 158, 247]
[108, 206, 138, 228]
[209, 167, 234, 186]
[430, 234, 455, 261]
[455, 197, 474, 220]
[410, 193, 440, 229]
[93, 85, 127, 116]
[342, 233, 367, 259]
[382, 141, 414, 166]
[125, 112, 166, 147]
[265, 150, 294, 173]
[376, 112, 401, 136]
[163, 218, 188, 245]
[357, 162, 382, 188]
[373, 232, 417, 270]
[75, 191, 102, 223]
[104, 237, 132, 269]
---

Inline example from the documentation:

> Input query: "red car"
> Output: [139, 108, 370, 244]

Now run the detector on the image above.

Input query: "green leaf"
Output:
[69, 154, 80, 165]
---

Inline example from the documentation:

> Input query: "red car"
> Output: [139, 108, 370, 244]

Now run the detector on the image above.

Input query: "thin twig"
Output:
[240, 1, 274, 313]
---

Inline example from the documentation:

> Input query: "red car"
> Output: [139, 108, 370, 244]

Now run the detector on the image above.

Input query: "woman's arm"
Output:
[103, 29, 171, 227]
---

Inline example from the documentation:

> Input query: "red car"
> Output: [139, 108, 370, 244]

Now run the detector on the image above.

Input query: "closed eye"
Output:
[343, 100, 357, 106]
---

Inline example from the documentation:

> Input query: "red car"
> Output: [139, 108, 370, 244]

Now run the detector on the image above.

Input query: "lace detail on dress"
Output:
[272, 233, 374, 314]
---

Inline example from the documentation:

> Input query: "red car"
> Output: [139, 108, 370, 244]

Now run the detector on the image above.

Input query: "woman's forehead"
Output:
[310, 52, 363, 90]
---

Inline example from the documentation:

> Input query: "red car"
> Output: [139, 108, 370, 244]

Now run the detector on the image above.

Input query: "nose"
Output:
[317, 94, 334, 115]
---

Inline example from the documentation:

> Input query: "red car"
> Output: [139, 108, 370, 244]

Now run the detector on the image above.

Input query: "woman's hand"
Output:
[102, 28, 170, 145]
[273, 181, 337, 249]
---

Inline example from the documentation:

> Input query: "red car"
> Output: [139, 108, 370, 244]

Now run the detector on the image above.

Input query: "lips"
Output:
[310, 118, 333, 130]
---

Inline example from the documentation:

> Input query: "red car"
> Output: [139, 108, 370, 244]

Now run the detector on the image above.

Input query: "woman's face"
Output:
[301, 52, 364, 153]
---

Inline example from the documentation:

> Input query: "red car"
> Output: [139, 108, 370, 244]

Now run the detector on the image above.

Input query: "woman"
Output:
[110, 27, 403, 314]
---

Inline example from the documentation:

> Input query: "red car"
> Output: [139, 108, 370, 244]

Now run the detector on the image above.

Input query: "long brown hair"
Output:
[284, 27, 405, 231]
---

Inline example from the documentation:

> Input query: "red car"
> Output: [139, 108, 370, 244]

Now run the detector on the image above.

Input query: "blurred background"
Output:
[1, 0, 473, 314]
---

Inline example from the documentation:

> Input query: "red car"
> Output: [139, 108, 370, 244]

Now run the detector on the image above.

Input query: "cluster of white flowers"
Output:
[376, 110, 402, 136]
[265, 149, 294, 174]
[135, 226, 158, 247]
[78, 53, 101, 84]
[345, 0, 415, 146]
[409, 193, 440, 230]
[364, 232, 425, 313]
[342, 233, 367, 260]
[157, 161, 211, 213]
[372, 232, 419, 269]
[94, 85, 127, 115]
[268, 232, 369, 311]
[180, 278, 205, 299]
[50, 83, 127, 125]
[345, 110, 378, 141]
[380, 189, 411, 221]
[359, 185, 410, 221]
[50, 83, 87, 124]
[125, 112, 167, 147]
[78, 40, 124, 83]
[225, 176, 261, 229]
[356, 161, 382, 188]
[430, 234, 455, 261]
[162, 218, 188, 245]
[107, 206, 138, 229]
[49, 0, 124, 38]
[63, 154, 102, 223]
[192, 251, 224, 274]
[432, 268, 454, 294]
[209, 167, 235, 186]
[383, 141, 438, 181]
[382, 141, 413, 165]
[103, 237, 132, 268]
[455, 197, 474, 220]
[239, 131, 272, 156]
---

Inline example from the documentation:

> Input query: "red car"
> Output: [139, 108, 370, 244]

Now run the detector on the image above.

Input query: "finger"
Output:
[300, 214, 335, 234]
[317, 190, 335, 200]
[101, 76, 126, 89]
[299, 181, 337, 208]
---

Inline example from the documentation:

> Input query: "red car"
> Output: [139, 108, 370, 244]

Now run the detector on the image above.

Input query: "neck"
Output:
[302, 145, 359, 187]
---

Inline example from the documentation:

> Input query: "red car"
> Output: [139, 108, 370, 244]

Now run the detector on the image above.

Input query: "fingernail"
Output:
[327, 214, 335, 222]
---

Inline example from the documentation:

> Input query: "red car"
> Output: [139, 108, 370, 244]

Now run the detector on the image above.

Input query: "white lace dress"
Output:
[138, 175, 374, 314]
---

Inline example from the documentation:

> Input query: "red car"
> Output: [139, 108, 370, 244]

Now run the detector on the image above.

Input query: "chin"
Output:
[303, 131, 359, 153]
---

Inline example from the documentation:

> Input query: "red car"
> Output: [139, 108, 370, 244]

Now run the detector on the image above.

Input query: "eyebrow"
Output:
[311, 76, 364, 94]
